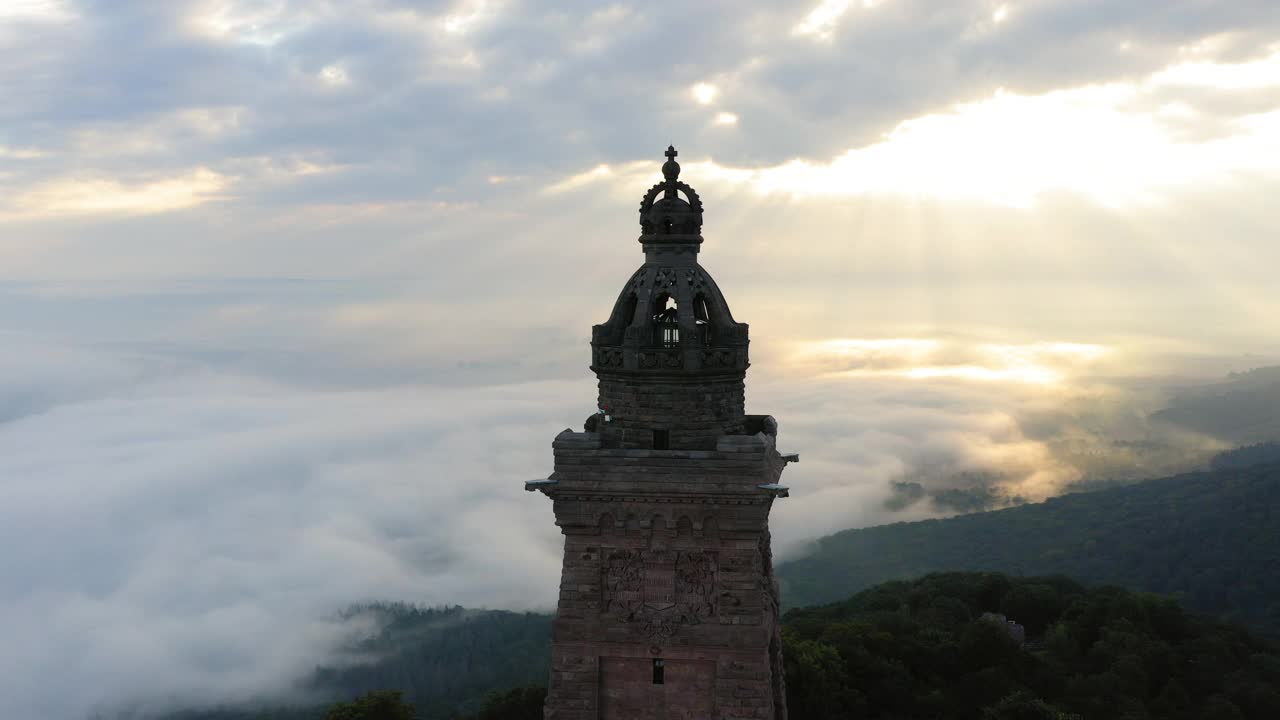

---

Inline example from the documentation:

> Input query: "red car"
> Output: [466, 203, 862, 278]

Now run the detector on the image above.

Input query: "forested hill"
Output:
[145, 606, 551, 720]
[777, 461, 1280, 636]
[784, 572, 1280, 719]
[1153, 366, 1280, 443]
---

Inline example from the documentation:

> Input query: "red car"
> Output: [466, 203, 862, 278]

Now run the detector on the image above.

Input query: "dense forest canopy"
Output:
[1210, 442, 1280, 471]
[782, 572, 1280, 719]
[778, 462, 1280, 637]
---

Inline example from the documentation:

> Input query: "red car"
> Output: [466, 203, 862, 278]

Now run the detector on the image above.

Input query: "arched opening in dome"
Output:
[653, 293, 679, 348]
[649, 187, 695, 207]
[693, 293, 712, 346]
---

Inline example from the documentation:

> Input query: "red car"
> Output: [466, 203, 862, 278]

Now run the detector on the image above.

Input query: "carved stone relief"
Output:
[595, 348, 624, 368]
[638, 350, 683, 369]
[701, 349, 735, 368]
[602, 548, 718, 642]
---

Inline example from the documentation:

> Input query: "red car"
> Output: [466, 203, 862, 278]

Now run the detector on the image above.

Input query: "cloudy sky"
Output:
[2, 0, 1279, 717]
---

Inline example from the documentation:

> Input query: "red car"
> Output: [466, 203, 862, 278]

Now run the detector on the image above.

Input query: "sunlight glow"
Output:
[741, 85, 1191, 206]
[712, 84, 1278, 206]
[714, 112, 739, 126]
[982, 342, 1109, 365]
[811, 337, 941, 360]
[992, 5, 1009, 24]
[793, 338, 1109, 387]
[1152, 48, 1280, 90]
[543, 163, 646, 194]
[691, 83, 719, 105]
[903, 364, 1061, 385]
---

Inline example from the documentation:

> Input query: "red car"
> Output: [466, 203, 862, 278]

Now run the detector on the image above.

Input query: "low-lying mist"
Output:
[3, 318, 1272, 719]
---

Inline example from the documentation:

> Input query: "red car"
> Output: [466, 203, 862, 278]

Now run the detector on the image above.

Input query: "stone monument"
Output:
[527, 147, 795, 720]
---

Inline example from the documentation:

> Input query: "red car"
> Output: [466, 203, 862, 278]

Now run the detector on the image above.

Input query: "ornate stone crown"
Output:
[638, 145, 703, 245]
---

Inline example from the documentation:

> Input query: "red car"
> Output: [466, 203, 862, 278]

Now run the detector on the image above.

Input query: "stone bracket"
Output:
[524, 478, 559, 492]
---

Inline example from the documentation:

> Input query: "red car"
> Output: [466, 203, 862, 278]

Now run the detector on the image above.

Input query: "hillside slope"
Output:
[1153, 366, 1280, 443]
[777, 462, 1280, 636]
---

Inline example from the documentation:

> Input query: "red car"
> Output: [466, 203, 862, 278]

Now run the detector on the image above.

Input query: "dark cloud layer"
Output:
[4, 0, 1279, 198]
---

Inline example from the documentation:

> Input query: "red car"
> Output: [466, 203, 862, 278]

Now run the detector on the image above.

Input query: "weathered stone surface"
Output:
[532, 148, 789, 720]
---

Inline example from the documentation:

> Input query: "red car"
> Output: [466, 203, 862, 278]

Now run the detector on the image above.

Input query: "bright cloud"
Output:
[549, 47, 1280, 209]
[1152, 47, 1280, 90]
[187, 0, 295, 45]
[0, 145, 46, 159]
[441, 0, 494, 35]
[318, 64, 349, 86]
[544, 163, 615, 194]
[791, 338, 1109, 386]
[0, 0, 73, 21]
[688, 78, 1280, 206]
[713, 111, 739, 126]
[8, 168, 230, 217]
[793, 0, 883, 38]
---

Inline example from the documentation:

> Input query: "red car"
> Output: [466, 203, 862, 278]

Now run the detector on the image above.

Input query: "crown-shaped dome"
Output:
[592, 147, 748, 378]
[638, 146, 703, 246]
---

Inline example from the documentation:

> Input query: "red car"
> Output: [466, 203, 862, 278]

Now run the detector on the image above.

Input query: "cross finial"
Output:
[661, 145, 681, 186]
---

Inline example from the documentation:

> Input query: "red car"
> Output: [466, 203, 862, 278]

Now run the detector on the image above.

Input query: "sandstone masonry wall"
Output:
[539, 432, 787, 720]
[596, 374, 746, 450]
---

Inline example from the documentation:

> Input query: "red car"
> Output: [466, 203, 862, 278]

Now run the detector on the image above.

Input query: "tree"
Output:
[323, 690, 416, 720]
[468, 686, 545, 720]
[982, 692, 1076, 720]
[782, 637, 862, 719]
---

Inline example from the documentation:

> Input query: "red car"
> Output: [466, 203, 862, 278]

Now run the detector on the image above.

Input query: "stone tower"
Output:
[527, 147, 794, 720]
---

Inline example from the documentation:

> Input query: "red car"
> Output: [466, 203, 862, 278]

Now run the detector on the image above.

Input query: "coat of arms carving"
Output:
[603, 548, 717, 640]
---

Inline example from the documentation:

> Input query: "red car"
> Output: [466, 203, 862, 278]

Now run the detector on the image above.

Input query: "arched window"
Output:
[653, 294, 679, 348]
[676, 516, 693, 539]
